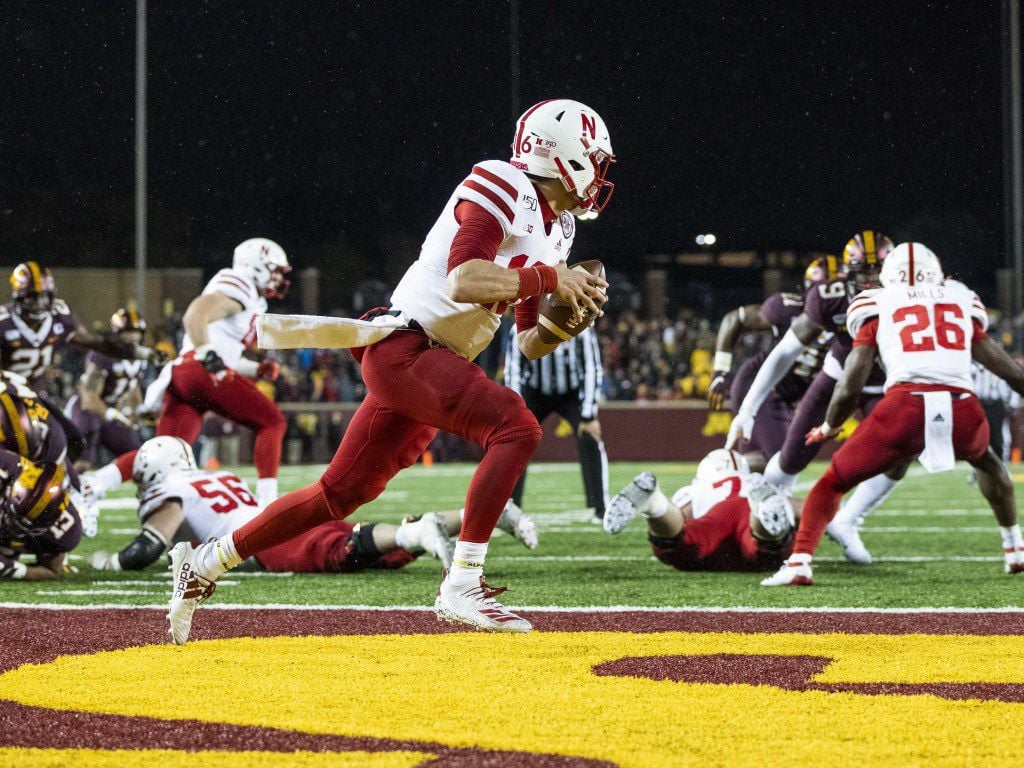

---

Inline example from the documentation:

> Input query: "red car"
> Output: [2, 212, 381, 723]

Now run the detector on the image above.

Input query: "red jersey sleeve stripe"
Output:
[215, 276, 254, 297]
[460, 180, 515, 226]
[471, 166, 519, 203]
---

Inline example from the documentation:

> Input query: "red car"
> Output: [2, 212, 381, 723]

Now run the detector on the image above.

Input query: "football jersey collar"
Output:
[533, 183, 558, 234]
[10, 310, 52, 348]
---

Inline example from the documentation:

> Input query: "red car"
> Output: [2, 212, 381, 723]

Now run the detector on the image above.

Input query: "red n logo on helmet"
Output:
[581, 113, 597, 140]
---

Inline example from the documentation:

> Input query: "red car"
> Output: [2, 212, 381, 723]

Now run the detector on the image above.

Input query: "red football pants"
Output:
[255, 520, 415, 573]
[115, 358, 286, 482]
[232, 330, 542, 560]
[794, 384, 989, 555]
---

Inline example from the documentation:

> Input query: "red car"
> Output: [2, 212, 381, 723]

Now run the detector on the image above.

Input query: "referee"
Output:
[505, 323, 609, 519]
[972, 362, 1021, 461]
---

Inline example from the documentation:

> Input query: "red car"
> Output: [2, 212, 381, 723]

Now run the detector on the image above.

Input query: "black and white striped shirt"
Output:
[972, 363, 1021, 408]
[505, 325, 603, 419]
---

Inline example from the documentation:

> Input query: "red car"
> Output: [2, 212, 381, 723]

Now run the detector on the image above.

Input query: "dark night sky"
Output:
[1, 1, 1011, 304]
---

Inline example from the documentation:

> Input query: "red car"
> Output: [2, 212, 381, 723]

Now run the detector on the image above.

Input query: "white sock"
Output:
[1000, 525, 1024, 550]
[196, 534, 242, 581]
[449, 540, 487, 587]
[459, 508, 466, 522]
[92, 463, 123, 494]
[394, 524, 408, 550]
[788, 552, 813, 566]
[834, 473, 899, 527]
[256, 478, 279, 507]
[764, 454, 797, 496]
[644, 487, 670, 519]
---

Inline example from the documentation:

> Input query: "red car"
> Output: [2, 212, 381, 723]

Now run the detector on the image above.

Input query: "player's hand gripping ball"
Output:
[537, 260, 607, 345]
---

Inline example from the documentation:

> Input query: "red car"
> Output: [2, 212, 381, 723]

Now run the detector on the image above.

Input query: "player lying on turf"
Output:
[728, 231, 901, 564]
[86, 437, 538, 574]
[764, 243, 1024, 586]
[603, 449, 796, 572]
[0, 446, 84, 581]
[707, 257, 835, 470]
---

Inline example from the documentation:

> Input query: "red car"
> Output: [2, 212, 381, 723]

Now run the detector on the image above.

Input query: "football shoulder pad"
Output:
[846, 289, 881, 337]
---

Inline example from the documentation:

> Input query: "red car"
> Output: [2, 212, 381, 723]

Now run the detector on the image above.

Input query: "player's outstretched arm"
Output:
[726, 314, 823, 447]
[72, 324, 162, 363]
[972, 336, 1024, 396]
[708, 304, 767, 409]
[77, 361, 109, 416]
[818, 344, 875, 438]
[90, 501, 180, 571]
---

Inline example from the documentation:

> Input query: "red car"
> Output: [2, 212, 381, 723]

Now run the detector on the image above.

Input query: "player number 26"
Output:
[191, 475, 258, 514]
[892, 303, 966, 352]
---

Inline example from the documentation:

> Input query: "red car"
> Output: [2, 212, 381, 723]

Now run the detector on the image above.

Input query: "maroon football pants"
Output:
[114, 357, 286, 482]
[794, 384, 989, 555]
[232, 330, 542, 560]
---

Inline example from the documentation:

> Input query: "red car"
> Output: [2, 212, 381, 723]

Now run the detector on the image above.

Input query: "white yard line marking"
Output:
[2, 602, 1023, 613]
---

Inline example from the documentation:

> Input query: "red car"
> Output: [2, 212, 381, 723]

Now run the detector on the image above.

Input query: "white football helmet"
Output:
[881, 242, 944, 288]
[695, 449, 750, 486]
[232, 238, 291, 298]
[133, 436, 197, 492]
[510, 99, 615, 214]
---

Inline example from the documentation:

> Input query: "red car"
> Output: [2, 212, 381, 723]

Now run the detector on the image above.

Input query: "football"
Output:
[536, 260, 607, 344]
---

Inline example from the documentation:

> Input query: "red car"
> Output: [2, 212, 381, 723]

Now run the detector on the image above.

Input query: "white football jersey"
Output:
[671, 472, 762, 520]
[138, 468, 261, 541]
[180, 268, 267, 369]
[390, 160, 576, 361]
[847, 280, 987, 391]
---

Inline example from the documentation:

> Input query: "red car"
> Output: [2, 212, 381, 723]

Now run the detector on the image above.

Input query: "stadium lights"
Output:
[695, 233, 717, 245]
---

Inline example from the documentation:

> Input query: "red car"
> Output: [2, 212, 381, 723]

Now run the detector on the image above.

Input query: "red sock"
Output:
[253, 419, 287, 479]
[793, 468, 844, 555]
[460, 430, 541, 543]
[115, 450, 138, 482]
[232, 483, 334, 560]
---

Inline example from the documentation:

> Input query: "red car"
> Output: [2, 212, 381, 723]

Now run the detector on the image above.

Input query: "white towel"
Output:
[916, 390, 955, 473]
[257, 313, 408, 351]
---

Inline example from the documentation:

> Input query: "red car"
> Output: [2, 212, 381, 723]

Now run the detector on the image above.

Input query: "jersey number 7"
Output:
[892, 303, 966, 352]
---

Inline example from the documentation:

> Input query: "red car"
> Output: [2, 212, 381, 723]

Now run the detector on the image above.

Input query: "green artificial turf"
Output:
[2, 461, 1022, 609]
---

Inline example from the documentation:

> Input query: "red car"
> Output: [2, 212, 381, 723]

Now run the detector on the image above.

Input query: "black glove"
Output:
[198, 347, 227, 374]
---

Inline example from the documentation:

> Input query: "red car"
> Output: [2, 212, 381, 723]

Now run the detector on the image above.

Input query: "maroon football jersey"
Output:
[84, 351, 147, 407]
[0, 448, 81, 578]
[759, 291, 827, 402]
[0, 300, 78, 386]
[803, 278, 885, 387]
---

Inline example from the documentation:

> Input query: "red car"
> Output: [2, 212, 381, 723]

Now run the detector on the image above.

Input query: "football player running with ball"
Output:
[763, 243, 1024, 586]
[164, 99, 613, 642]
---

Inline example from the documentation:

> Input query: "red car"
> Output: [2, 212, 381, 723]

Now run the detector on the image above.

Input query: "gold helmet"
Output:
[842, 230, 894, 293]
[803, 255, 841, 289]
[10, 262, 55, 321]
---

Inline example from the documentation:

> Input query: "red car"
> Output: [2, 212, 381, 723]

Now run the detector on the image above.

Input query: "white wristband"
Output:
[10, 561, 27, 580]
[234, 358, 259, 378]
[104, 407, 123, 423]
[820, 420, 833, 436]
[194, 343, 215, 359]
[713, 351, 733, 372]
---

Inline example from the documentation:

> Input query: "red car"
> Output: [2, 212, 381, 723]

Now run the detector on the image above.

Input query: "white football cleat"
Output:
[78, 472, 106, 510]
[496, 500, 538, 550]
[71, 488, 100, 539]
[826, 519, 873, 564]
[1004, 546, 1024, 574]
[167, 542, 217, 645]
[398, 512, 453, 569]
[761, 554, 814, 586]
[434, 573, 532, 633]
[604, 471, 658, 534]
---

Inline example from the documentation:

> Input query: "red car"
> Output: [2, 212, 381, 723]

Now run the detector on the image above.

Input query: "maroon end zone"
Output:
[0, 607, 1022, 767]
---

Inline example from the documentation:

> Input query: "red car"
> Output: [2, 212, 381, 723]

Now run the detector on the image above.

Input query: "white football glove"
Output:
[725, 409, 755, 450]
[88, 550, 121, 571]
